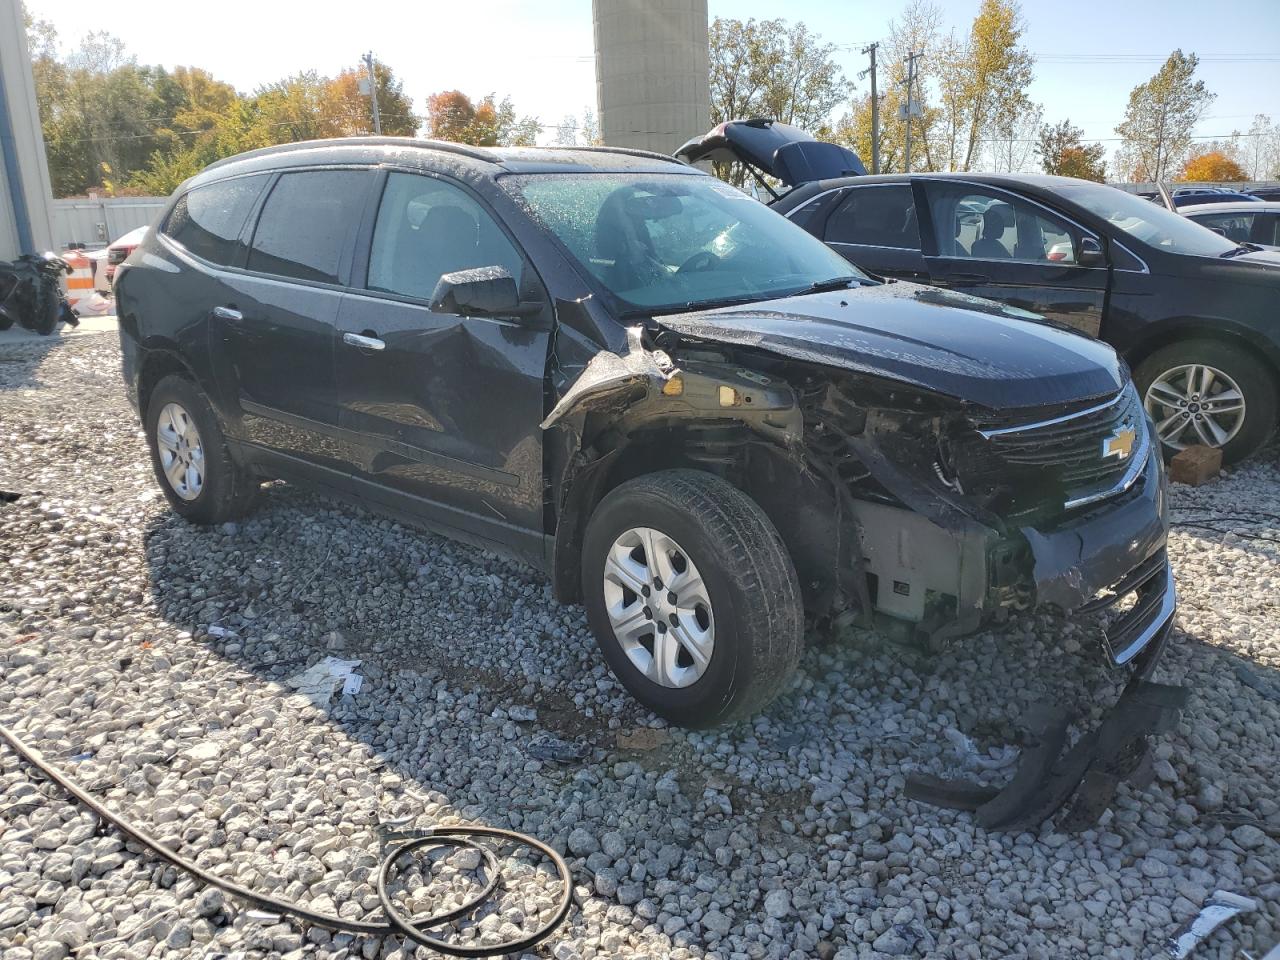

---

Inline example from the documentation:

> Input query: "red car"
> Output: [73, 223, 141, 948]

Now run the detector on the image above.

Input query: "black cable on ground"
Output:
[0, 722, 572, 957]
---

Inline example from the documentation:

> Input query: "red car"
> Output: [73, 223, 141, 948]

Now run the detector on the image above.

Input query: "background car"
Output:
[678, 121, 1280, 464]
[1247, 185, 1280, 202]
[1168, 186, 1262, 208]
[105, 225, 147, 283]
[1181, 201, 1280, 250]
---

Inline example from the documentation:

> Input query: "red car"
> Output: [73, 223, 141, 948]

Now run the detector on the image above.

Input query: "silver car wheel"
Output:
[1144, 363, 1246, 450]
[155, 402, 205, 501]
[602, 526, 715, 689]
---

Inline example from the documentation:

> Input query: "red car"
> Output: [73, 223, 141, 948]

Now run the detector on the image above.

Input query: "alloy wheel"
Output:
[155, 402, 205, 501]
[1143, 363, 1246, 450]
[602, 527, 715, 689]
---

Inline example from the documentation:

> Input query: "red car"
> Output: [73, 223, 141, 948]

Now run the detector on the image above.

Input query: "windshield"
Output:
[503, 172, 867, 313]
[1055, 181, 1239, 257]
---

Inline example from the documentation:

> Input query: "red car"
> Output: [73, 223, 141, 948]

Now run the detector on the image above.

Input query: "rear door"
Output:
[919, 180, 1108, 336]
[334, 169, 551, 549]
[209, 167, 374, 470]
[817, 183, 928, 282]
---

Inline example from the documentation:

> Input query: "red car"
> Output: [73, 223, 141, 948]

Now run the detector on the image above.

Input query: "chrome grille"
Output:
[964, 384, 1147, 512]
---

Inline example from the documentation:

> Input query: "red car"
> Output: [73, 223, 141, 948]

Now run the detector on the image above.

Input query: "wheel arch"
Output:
[550, 424, 845, 623]
[136, 341, 200, 421]
[1124, 318, 1280, 392]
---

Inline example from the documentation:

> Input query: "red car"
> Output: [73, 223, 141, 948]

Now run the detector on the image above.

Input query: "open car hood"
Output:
[674, 119, 865, 189]
[655, 283, 1126, 410]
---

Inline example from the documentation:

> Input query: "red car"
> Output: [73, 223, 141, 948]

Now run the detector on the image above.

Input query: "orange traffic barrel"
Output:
[61, 250, 95, 314]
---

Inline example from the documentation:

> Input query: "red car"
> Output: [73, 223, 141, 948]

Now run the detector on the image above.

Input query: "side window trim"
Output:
[242, 165, 376, 289]
[355, 165, 538, 307]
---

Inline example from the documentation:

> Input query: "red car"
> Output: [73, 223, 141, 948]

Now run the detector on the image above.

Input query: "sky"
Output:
[22, 0, 1280, 163]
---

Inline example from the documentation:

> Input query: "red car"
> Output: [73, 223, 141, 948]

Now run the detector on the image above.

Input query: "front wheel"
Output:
[581, 470, 803, 728]
[1135, 340, 1277, 465]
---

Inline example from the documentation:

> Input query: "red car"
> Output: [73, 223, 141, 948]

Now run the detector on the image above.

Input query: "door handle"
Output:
[343, 332, 385, 351]
[940, 273, 990, 286]
[211, 305, 243, 321]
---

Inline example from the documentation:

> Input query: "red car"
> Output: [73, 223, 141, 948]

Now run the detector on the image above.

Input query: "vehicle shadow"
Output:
[135, 480, 1280, 956]
[0, 332, 66, 392]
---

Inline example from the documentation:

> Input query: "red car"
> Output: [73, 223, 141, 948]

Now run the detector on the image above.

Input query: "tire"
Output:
[145, 374, 260, 524]
[581, 469, 803, 728]
[1134, 339, 1278, 465]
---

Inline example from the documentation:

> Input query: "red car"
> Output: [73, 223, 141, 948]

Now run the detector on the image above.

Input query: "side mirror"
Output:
[1078, 237, 1105, 267]
[429, 266, 538, 317]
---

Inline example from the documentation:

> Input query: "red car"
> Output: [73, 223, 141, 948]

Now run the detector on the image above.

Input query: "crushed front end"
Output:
[796, 370, 1175, 666]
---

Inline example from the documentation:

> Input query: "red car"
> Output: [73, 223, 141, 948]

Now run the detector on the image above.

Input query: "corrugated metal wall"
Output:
[50, 197, 166, 249]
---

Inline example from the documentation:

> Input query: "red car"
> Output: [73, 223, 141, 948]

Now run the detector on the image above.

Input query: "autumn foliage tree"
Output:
[1180, 150, 1248, 182]
[425, 91, 540, 146]
[1037, 119, 1106, 181]
[1115, 50, 1214, 182]
[25, 12, 421, 196]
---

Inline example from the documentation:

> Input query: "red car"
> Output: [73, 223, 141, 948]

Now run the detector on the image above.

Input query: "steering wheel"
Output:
[676, 250, 721, 274]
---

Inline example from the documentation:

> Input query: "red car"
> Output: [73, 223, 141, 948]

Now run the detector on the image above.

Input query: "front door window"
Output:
[927, 185, 1078, 265]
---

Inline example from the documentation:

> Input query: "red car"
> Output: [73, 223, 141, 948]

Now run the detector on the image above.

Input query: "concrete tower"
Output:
[593, 0, 710, 155]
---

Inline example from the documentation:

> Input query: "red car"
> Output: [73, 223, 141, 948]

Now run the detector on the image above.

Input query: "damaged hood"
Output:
[656, 283, 1126, 410]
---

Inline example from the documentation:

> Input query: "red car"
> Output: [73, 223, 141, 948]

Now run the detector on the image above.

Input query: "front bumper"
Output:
[1020, 432, 1174, 668]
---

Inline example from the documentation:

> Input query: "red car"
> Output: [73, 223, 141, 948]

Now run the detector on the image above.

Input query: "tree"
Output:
[1037, 119, 1106, 180]
[426, 91, 540, 146]
[1115, 50, 1215, 182]
[320, 64, 417, 137]
[709, 16, 850, 182]
[832, 0, 1036, 174]
[1243, 114, 1280, 180]
[954, 0, 1036, 172]
[1180, 150, 1248, 182]
[553, 108, 602, 147]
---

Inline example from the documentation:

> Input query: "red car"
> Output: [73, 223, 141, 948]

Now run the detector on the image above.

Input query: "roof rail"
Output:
[538, 144, 684, 165]
[202, 136, 499, 172]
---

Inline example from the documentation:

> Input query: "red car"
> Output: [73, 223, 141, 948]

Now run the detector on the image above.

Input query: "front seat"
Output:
[972, 207, 1012, 259]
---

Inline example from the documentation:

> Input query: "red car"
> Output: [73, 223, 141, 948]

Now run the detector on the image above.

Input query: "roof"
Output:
[193, 137, 692, 189]
[1180, 201, 1280, 214]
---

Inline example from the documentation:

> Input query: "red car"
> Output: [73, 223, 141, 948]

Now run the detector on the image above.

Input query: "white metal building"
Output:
[0, 0, 54, 261]
[593, 0, 710, 155]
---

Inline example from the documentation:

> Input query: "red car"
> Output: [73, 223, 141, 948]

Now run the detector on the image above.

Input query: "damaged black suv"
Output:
[115, 138, 1175, 727]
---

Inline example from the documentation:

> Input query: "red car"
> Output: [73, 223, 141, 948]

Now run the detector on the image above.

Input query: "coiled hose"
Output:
[0, 722, 572, 957]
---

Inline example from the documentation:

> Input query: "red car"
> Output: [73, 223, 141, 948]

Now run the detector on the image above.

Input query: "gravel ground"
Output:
[1, 332, 1278, 960]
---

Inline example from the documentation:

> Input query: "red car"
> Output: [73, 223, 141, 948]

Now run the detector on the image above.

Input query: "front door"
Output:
[335, 170, 551, 549]
[919, 180, 1109, 337]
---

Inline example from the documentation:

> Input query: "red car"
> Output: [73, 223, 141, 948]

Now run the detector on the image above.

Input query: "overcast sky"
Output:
[23, 0, 1280, 157]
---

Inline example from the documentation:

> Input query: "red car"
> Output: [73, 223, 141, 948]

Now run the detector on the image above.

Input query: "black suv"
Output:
[679, 120, 1280, 464]
[116, 138, 1175, 727]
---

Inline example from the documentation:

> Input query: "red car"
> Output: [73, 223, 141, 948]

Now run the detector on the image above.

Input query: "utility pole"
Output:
[903, 50, 921, 173]
[362, 51, 382, 135]
[859, 42, 880, 174]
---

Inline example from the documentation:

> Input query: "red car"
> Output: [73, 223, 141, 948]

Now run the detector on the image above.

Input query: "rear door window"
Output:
[162, 175, 269, 266]
[824, 185, 920, 250]
[247, 170, 371, 284]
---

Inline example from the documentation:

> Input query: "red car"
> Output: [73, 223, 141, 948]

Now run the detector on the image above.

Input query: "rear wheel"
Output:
[581, 470, 803, 727]
[1135, 339, 1277, 465]
[146, 375, 260, 524]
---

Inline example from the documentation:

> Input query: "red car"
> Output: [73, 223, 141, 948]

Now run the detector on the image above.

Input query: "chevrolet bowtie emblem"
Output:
[1102, 427, 1136, 460]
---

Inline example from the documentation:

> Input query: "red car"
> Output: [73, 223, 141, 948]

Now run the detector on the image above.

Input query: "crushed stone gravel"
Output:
[1, 332, 1277, 959]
